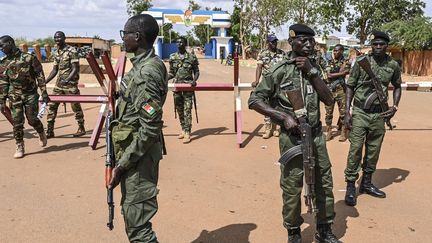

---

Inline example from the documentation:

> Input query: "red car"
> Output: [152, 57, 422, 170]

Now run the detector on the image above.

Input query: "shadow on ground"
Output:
[25, 141, 89, 156]
[191, 223, 257, 243]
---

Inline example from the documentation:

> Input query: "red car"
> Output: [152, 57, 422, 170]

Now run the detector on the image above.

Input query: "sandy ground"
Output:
[0, 58, 431, 243]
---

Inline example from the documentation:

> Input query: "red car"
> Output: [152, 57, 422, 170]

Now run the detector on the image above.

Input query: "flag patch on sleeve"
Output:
[143, 103, 156, 115]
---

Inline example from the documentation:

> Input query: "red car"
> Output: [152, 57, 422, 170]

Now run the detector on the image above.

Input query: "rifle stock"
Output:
[105, 111, 115, 230]
[357, 56, 393, 130]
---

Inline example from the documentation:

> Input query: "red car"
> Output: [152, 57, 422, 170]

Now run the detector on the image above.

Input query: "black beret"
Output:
[370, 31, 390, 43]
[289, 24, 315, 38]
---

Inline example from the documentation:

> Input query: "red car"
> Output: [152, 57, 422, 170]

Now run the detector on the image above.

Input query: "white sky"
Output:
[0, 0, 431, 43]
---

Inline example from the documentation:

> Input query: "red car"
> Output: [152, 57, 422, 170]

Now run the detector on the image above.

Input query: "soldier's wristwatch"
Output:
[306, 67, 319, 79]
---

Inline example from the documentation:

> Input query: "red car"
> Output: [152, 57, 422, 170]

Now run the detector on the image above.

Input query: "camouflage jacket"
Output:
[324, 56, 350, 84]
[347, 53, 401, 107]
[53, 45, 79, 85]
[0, 49, 47, 101]
[168, 51, 199, 83]
[257, 48, 286, 75]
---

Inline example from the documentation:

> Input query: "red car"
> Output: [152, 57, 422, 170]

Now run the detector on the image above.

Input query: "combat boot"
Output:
[287, 228, 301, 243]
[315, 224, 342, 243]
[272, 124, 280, 137]
[359, 173, 386, 198]
[325, 126, 332, 141]
[178, 131, 185, 139]
[73, 124, 86, 137]
[262, 123, 273, 139]
[338, 126, 347, 142]
[46, 123, 55, 139]
[13, 142, 25, 159]
[183, 132, 191, 144]
[38, 131, 47, 147]
[344, 181, 357, 206]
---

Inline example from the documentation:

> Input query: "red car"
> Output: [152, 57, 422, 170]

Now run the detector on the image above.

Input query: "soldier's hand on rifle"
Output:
[295, 57, 313, 73]
[344, 112, 352, 130]
[380, 106, 397, 119]
[282, 115, 299, 133]
[108, 165, 125, 190]
[251, 81, 259, 88]
[191, 80, 197, 87]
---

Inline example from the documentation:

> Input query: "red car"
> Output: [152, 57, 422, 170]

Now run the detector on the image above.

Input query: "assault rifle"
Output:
[105, 111, 115, 230]
[357, 56, 393, 130]
[278, 89, 318, 214]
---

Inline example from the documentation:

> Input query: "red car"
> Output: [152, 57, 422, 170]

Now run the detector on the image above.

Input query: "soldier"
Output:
[344, 31, 402, 206]
[168, 36, 200, 144]
[252, 34, 286, 139]
[0, 35, 49, 158]
[249, 24, 340, 243]
[108, 14, 168, 242]
[45, 31, 85, 138]
[323, 44, 350, 142]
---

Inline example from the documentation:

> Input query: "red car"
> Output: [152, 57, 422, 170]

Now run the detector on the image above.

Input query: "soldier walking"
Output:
[45, 31, 85, 138]
[344, 31, 402, 206]
[108, 14, 168, 242]
[323, 44, 350, 142]
[249, 24, 341, 243]
[0, 35, 49, 158]
[168, 36, 200, 144]
[252, 34, 286, 139]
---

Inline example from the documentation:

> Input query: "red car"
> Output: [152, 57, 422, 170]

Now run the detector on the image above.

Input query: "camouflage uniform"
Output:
[323, 57, 350, 128]
[0, 49, 48, 143]
[168, 51, 199, 134]
[249, 51, 335, 230]
[47, 45, 84, 128]
[111, 48, 167, 242]
[256, 48, 286, 135]
[345, 53, 401, 182]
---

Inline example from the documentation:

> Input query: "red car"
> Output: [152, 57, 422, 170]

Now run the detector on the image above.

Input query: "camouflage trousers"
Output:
[10, 93, 44, 143]
[279, 131, 335, 229]
[174, 91, 193, 133]
[345, 107, 386, 182]
[47, 85, 84, 127]
[324, 85, 346, 127]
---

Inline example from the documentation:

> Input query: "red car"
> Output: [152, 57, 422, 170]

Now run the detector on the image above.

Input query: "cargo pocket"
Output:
[110, 121, 135, 161]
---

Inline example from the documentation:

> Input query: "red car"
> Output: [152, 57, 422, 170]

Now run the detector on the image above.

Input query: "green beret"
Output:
[370, 31, 390, 43]
[289, 24, 315, 38]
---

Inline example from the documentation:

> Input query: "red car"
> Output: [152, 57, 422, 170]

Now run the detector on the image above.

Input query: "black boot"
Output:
[315, 224, 342, 243]
[288, 228, 302, 243]
[46, 123, 55, 139]
[359, 173, 386, 198]
[344, 181, 357, 206]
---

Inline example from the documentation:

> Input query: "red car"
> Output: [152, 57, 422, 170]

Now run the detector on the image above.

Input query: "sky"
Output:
[0, 0, 431, 43]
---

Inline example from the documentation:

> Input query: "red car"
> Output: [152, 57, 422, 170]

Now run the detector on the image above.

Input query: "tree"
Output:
[126, 0, 152, 16]
[346, 0, 425, 44]
[383, 16, 432, 50]
[234, 0, 257, 59]
[255, 0, 288, 48]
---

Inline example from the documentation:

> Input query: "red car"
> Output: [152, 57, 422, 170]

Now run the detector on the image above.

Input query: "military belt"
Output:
[353, 99, 383, 113]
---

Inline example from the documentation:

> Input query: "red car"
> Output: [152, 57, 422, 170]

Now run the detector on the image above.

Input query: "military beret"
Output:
[289, 24, 315, 38]
[267, 34, 278, 42]
[370, 31, 390, 43]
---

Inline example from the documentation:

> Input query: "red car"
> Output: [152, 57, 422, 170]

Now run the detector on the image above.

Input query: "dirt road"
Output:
[0, 59, 431, 243]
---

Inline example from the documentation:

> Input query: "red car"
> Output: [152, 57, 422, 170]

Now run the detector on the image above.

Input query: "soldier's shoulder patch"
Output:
[142, 102, 156, 116]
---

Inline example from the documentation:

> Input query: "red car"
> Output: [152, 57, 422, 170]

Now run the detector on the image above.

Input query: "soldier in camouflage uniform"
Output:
[108, 14, 167, 242]
[0, 35, 49, 158]
[344, 31, 401, 207]
[168, 36, 200, 144]
[323, 44, 350, 142]
[45, 31, 85, 138]
[252, 34, 286, 139]
[249, 24, 340, 243]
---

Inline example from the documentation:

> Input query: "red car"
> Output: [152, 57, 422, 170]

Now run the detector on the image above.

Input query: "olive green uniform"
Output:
[0, 49, 48, 143]
[257, 48, 286, 128]
[47, 45, 84, 127]
[324, 57, 350, 127]
[249, 51, 335, 229]
[168, 52, 199, 134]
[111, 48, 167, 242]
[345, 54, 401, 182]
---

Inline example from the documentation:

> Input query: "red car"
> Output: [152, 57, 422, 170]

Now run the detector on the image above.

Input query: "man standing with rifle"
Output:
[343, 31, 402, 207]
[249, 24, 341, 243]
[168, 36, 200, 144]
[108, 14, 168, 242]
